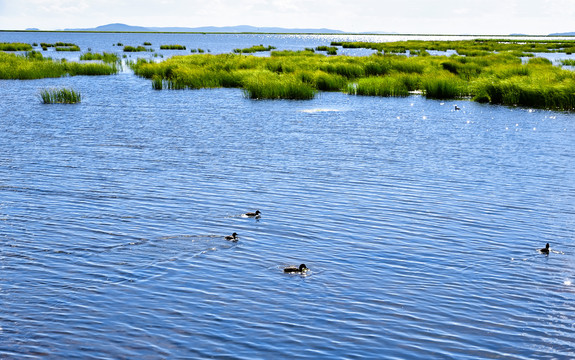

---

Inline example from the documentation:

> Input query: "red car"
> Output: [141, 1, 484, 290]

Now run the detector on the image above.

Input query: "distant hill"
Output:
[64, 23, 346, 34]
[90, 23, 151, 32]
[549, 32, 575, 36]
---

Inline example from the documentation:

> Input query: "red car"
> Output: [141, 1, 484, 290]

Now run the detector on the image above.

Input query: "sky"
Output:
[0, 0, 573, 35]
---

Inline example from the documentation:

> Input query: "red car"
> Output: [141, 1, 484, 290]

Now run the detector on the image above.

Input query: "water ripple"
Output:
[1, 44, 575, 358]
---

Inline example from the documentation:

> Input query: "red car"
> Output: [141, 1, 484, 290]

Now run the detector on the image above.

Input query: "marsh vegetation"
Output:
[233, 45, 277, 54]
[160, 44, 187, 50]
[0, 42, 33, 51]
[2, 38, 575, 109]
[130, 39, 575, 108]
[315, 46, 338, 55]
[123, 45, 151, 52]
[39, 42, 81, 51]
[39, 88, 81, 104]
[80, 52, 119, 63]
[330, 39, 575, 57]
[0, 51, 118, 79]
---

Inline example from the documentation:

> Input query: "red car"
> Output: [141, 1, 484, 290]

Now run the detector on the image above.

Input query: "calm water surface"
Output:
[1, 33, 575, 359]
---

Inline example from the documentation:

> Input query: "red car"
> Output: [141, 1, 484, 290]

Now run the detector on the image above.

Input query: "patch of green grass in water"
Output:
[315, 46, 338, 55]
[0, 42, 33, 51]
[39, 88, 81, 104]
[560, 59, 575, 66]
[233, 45, 276, 53]
[160, 44, 187, 50]
[0, 51, 118, 79]
[80, 52, 119, 63]
[130, 42, 575, 109]
[242, 71, 316, 100]
[55, 45, 81, 52]
[123, 45, 151, 52]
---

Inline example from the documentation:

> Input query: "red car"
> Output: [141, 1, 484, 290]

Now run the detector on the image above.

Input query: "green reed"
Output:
[233, 45, 276, 53]
[315, 46, 338, 55]
[0, 51, 118, 79]
[349, 76, 410, 97]
[160, 44, 187, 50]
[39, 88, 81, 104]
[308, 71, 348, 91]
[331, 39, 575, 56]
[40, 42, 77, 48]
[423, 75, 468, 99]
[151, 75, 163, 90]
[130, 44, 575, 108]
[471, 61, 575, 109]
[123, 45, 150, 52]
[242, 71, 316, 100]
[79, 52, 119, 63]
[55, 45, 81, 52]
[0, 42, 33, 51]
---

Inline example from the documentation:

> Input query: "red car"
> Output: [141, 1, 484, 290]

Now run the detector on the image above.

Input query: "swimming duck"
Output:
[283, 264, 309, 274]
[454, 105, 461, 111]
[243, 210, 261, 218]
[225, 232, 238, 241]
[539, 243, 550, 254]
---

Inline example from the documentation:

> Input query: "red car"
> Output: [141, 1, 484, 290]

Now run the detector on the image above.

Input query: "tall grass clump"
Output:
[270, 50, 318, 57]
[0, 42, 33, 51]
[129, 43, 575, 108]
[242, 71, 316, 100]
[315, 46, 338, 55]
[311, 71, 348, 91]
[151, 75, 163, 90]
[472, 72, 575, 110]
[0, 51, 118, 79]
[39, 88, 81, 104]
[560, 59, 575, 66]
[363, 60, 392, 76]
[63, 61, 118, 76]
[233, 45, 276, 53]
[39, 42, 81, 51]
[80, 52, 119, 63]
[331, 39, 575, 57]
[423, 75, 467, 99]
[55, 45, 81, 51]
[319, 62, 364, 78]
[123, 45, 149, 52]
[349, 76, 410, 97]
[160, 44, 186, 50]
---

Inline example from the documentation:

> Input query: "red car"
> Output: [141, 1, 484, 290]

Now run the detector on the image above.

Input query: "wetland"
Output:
[1, 31, 575, 359]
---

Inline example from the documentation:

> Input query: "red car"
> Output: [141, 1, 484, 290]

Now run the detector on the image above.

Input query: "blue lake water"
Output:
[1, 32, 575, 359]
